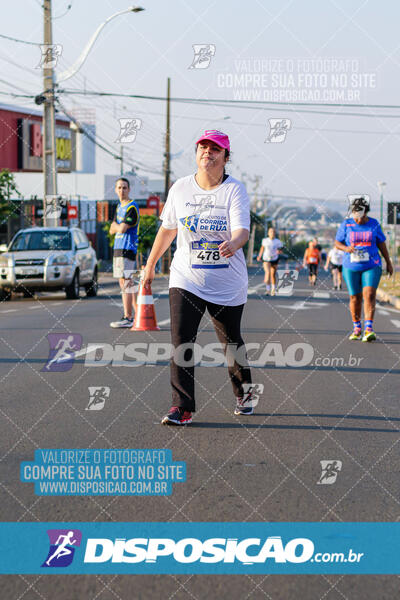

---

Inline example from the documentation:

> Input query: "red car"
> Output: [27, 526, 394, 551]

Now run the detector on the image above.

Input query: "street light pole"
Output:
[42, 0, 58, 227]
[40, 4, 145, 226]
[56, 6, 145, 84]
[377, 181, 386, 227]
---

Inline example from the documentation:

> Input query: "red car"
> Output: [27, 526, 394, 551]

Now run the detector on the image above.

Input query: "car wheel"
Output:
[23, 289, 35, 298]
[65, 270, 80, 299]
[0, 288, 11, 301]
[85, 268, 98, 297]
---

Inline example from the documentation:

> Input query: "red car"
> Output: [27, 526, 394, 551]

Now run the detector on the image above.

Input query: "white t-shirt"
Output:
[261, 237, 283, 261]
[328, 248, 344, 265]
[160, 174, 250, 306]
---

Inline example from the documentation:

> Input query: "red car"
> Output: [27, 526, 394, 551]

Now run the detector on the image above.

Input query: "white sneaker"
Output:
[271, 286, 276, 296]
[110, 316, 133, 328]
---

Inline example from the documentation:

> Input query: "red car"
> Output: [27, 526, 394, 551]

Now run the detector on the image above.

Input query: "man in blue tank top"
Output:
[109, 178, 140, 328]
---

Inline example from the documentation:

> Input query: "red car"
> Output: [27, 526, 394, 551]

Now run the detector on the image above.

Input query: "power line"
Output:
[0, 33, 41, 45]
[56, 99, 120, 161]
[53, 1, 73, 19]
[0, 79, 35, 94]
[57, 99, 163, 178]
[0, 90, 34, 99]
[59, 89, 400, 118]
[118, 107, 400, 136]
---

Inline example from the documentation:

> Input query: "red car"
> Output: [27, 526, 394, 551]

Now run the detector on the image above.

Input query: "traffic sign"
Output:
[147, 196, 160, 211]
[67, 205, 78, 219]
[387, 202, 400, 225]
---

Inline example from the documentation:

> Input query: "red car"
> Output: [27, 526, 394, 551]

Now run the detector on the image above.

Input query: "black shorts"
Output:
[264, 258, 279, 266]
[308, 263, 318, 275]
[330, 263, 342, 272]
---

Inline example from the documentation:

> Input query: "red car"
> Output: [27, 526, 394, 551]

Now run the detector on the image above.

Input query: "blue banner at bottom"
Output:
[0, 522, 399, 574]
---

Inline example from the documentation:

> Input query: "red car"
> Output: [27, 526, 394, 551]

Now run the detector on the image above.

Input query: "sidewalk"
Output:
[98, 271, 167, 288]
[377, 287, 400, 310]
[377, 267, 400, 309]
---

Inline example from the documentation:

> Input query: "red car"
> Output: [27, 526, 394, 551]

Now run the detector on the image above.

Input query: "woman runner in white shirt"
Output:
[142, 130, 253, 425]
[256, 227, 283, 295]
[324, 246, 345, 290]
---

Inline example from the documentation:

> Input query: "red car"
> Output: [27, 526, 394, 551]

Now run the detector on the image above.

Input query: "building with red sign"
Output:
[0, 102, 75, 173]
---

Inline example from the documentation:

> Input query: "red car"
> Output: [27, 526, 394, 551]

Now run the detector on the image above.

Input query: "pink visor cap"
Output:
[196, 130, 230, 151]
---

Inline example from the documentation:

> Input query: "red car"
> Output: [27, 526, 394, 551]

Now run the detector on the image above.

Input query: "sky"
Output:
[1, 0, 400, 218]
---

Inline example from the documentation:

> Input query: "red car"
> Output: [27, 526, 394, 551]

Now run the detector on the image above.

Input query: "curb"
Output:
[98, 273, 167, 288]
[377, 288, 400, 310]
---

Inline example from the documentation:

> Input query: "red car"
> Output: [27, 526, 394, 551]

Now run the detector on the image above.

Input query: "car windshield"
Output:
[10, 231, 72, 251]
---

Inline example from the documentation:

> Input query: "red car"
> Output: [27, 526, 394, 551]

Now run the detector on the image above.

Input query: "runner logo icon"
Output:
[42, 333, 82, 372]
[42, 529, 82, 567]
[265, 118, 292, 143]
[86, 386, 110, 410]
[37, 44, 62, 69]
[188, 44, 216, 69]
[115, 118, 142, 144]
[317, 460, 342, 485]
[242, 383, 264, 408]
[276, 270, 299, 295]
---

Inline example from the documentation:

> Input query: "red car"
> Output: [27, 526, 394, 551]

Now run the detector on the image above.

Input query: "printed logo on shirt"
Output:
[185, 194, 217, 210]
[350, 231, 372, 247]
[194, 194, 216, 207]
[180, 213, 228, 233]
[180, 214, 200, 233]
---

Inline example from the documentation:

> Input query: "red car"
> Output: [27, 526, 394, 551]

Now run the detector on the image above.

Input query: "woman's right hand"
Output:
[142, 263, 156, 288]
[345, 245, 355, 253]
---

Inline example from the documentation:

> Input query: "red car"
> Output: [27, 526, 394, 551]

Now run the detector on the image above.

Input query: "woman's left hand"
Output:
[386, 261, 394, 276]
[219, 240, 237, 258]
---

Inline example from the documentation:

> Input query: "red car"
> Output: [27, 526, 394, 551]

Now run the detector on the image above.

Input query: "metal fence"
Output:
[2, 198, 123, 260]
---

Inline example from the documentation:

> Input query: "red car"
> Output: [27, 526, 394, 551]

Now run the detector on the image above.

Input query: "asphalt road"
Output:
[1, 266, 400, 599]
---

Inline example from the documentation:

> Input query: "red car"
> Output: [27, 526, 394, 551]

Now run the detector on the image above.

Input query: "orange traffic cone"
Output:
[131, 277, 160, 331]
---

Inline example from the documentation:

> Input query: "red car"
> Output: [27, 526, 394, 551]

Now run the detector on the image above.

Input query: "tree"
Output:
[137, 215, 158, 256]
[0, 169, 20, 223]
[103, 213, 159, 265]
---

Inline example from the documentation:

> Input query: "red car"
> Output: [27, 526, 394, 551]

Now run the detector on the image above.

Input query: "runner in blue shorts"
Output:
[335, 196, 393, 341]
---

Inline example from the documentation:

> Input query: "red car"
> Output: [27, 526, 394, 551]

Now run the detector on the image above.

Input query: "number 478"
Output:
[197, 250, 220, 260]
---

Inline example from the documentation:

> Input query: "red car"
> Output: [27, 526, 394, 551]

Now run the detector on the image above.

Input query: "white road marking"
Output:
[313, 292, 330, 298]
[377, 305, 400, 314]
[1, 309, 17, 313]
[248, 284, 265, 294]
[158, 318, 171, 326]
[295, 287, 346, 294]
[276, 301, 328, 310]
[391, 320, 400, 328]
[29, 306, 41, 310]
[377, 309, 389, 315]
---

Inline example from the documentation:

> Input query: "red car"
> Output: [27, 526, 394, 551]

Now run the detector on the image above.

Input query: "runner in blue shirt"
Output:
[335, 196, 393, 341]
[109, 178, 140, 328]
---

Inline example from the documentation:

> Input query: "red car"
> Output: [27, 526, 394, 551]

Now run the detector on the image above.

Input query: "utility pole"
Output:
[393, 206, 397, 284]
[42, 0, 58, 226]
[120, 145, 124, 175]
[164, 77, 171, 202]
[162, 77, 171, 274]
[246, 175, 261, 266]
